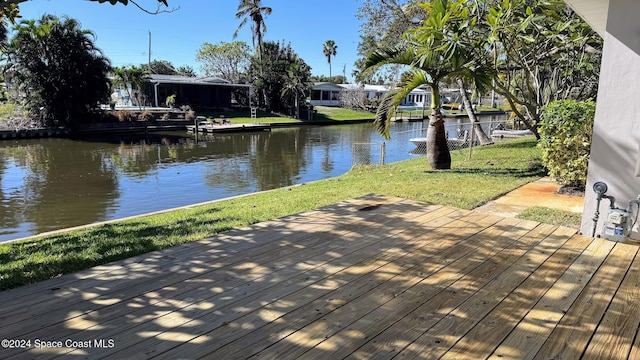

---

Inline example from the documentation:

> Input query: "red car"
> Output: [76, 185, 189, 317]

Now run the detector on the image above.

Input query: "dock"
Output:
[186, 122, 271, 133]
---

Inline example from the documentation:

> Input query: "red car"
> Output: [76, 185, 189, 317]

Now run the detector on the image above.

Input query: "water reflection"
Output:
[0, 118, 504, 241]
[0, 139, 119, 238]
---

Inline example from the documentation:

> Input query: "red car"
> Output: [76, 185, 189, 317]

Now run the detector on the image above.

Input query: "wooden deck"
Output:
[1, 194, 640, 359]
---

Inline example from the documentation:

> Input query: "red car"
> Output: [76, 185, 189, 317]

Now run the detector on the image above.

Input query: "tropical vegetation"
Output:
[145, 59, 196, 77]
[111, 65, 151, 110]
[322, 40, 338, 78]
[233, 0, 272, 63]
[5, 15, 112, 128]
[360, 0, 602, 170]
[249, 40, 312, 115]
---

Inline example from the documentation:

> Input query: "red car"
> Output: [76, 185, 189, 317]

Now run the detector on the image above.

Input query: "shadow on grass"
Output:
[310, 113, 341, 123]
[0, 206, 245, 291]
[491, 138, 540, 149]
[426, 162, 547, 178]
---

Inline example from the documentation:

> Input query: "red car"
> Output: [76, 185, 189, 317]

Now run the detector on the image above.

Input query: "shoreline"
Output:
[0, 110, 507, 139]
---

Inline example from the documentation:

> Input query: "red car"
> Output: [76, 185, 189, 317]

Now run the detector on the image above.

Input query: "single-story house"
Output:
[145, 75, 251, 110]
[310, 82, 431, 108]
[310, 82, 343, 106]
[565, 0, 640, 239]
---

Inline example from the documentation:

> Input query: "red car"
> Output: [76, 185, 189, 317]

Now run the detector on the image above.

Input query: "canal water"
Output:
[0, 116, 507, 242]
[0, 122, 426, 241]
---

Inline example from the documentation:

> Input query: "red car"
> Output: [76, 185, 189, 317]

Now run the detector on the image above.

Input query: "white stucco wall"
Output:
[581, 0, 640, 238]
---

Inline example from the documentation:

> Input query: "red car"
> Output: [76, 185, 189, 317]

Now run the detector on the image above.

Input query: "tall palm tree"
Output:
[322, 40, 337, 78]
[365, 0, 493, 169]
[233, 0, 272, 62]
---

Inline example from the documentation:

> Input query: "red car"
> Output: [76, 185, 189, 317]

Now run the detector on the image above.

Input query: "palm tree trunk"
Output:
[457, 79, 492, 146]
[427, 86, 451, 169]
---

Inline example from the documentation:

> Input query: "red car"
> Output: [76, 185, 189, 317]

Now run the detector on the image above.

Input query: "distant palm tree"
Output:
[233, 0, 272, 62]
[112, 65, 150, 110]
[322, 40, 337, 78]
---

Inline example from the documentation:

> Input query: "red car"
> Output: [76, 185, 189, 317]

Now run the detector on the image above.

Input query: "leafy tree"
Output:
[249, 41, 311, 113]
[196, 41, 251, 82]
[5, 15, 111, 128]
[483, 0, 602, 138]
[310, 75, 346, 84]
[322, 40, 337, 78]
[112, 65, 150, 109]
[176, 65, 196, 77]
[355, 0, 425, 83]
[146, 59, 177, 75]
[356, 0, 601, 140]
[233, 0, 272, 62]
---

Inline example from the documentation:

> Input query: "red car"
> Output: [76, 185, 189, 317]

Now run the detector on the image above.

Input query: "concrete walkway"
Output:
[477, 177, 585, 218]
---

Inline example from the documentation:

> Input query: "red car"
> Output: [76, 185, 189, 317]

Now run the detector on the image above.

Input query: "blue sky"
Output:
[18, 0, 364, 80]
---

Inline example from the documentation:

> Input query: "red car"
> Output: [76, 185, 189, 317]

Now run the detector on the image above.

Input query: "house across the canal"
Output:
[111, 74, 251, 110]
[310, 82, 431, 108]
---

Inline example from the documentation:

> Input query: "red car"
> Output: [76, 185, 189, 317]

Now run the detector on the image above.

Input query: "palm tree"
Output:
[112, 65, 150, 110]
[322, 40, 337, 78]
[365, 0, 492, 169]
[7, 15, 111, 128]
[281, 59, 310, 119]
[233, 0, 272, 62]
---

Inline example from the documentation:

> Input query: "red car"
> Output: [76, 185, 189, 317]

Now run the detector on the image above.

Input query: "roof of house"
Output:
[149, 74, 250, 87]
[335, 83, 430, 94]
[312, 82, 344, 91]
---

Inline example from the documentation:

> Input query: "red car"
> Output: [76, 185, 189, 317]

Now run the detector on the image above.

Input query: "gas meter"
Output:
[602, 208, 632, 242]
[592, 181, 640, 242]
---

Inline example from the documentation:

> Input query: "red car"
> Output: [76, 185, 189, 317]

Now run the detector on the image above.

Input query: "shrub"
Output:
[138, 110, 155, 122]
[117, 110, 135, 122]
[165, 94, 176, 108]
[538, 99, 595, 187]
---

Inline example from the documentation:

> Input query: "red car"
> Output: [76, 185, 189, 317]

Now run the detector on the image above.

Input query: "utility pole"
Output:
[148, 31, 152, 72]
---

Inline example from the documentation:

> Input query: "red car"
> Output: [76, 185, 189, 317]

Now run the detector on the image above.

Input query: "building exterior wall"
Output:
[581, 0, 640, 238]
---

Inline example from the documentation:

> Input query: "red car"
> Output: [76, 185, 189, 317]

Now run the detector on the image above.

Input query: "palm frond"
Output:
[373, 90, 397, 140]
[374, 70, 431, 139]
[364, 47, 415, 71]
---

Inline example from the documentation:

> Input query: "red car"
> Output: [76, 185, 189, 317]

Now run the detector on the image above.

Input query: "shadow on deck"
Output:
[0, 194, 638, 359]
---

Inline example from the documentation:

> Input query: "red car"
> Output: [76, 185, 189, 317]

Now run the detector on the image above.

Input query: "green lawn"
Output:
[312, 106, 374, 121]
[0, 138, 544, 291]
[197, 106, 374, 124]
[517, 206, 582, 228]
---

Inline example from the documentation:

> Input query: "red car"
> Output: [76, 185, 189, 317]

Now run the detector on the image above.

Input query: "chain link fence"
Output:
[352, 142, 386, 166]
[351, 118, 539, 167]
[403, 118, 539, 159]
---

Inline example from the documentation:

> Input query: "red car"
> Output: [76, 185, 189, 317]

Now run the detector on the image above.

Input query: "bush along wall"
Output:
[539, 99, 596, 188]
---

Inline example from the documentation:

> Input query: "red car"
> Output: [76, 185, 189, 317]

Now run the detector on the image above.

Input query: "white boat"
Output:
[491, 129, 534, 138]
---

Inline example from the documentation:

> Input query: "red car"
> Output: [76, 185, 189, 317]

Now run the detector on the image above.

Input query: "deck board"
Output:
[1, 194, 638, 360]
